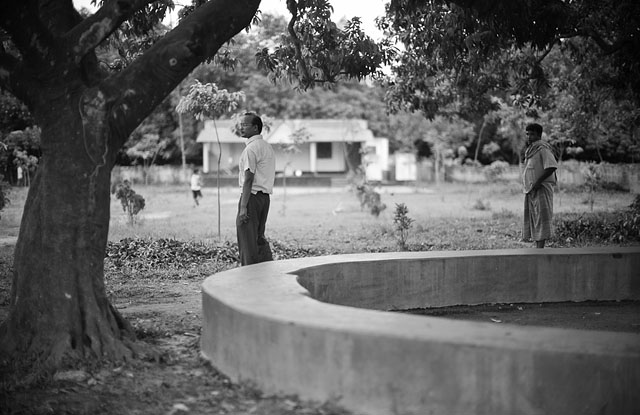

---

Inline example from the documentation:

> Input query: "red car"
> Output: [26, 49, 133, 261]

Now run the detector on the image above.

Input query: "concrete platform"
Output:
[201, 247, 640, 415]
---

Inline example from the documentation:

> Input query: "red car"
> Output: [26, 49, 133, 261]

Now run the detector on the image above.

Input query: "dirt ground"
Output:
[401, 300, 640, 332]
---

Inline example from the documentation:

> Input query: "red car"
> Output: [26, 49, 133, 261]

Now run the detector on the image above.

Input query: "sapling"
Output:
[393, 203, 414, 251]
[112, 180, 146, 225]
[583, 163, 601, 212]
[176, 80, 245, 239]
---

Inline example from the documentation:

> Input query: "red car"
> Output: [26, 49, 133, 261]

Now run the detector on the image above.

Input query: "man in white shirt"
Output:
[237, 112, 276, 265]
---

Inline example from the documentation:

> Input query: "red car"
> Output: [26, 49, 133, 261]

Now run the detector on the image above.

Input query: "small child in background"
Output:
[190, 168, 203, 207]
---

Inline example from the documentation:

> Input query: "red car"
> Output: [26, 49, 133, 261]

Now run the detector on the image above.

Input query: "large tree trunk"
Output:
[0, 0, 261, 369]
[0, 88, 134, 365]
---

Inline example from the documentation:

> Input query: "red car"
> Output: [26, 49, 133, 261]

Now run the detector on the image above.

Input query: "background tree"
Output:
[540, 40, 640, 162]
[381, 0, 640, 163]
[420, 115, 475, 182]
[0, 92, 38, 183]
[12, 149, 39, 187]
[125, 132, 170, 184]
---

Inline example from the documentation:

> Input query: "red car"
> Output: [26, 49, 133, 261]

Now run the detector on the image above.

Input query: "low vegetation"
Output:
[392, 203, 414, 250]
[554, 194, 640, 245]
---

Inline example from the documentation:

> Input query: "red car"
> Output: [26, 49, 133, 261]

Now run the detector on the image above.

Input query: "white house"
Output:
[196, 119, 376, 175]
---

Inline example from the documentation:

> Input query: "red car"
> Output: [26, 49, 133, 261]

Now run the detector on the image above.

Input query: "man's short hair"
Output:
[525, 123, 543, 136]
[243, 112, 263, 133]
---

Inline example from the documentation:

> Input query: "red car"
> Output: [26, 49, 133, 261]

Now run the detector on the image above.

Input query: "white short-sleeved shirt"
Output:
[238, 134, 276, 194]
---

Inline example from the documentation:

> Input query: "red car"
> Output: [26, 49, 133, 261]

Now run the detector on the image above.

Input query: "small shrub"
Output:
[582, 163, 602, 211]
[354, 183, 386, 217]
[111, 180, 145, 225]
[629, 194, 640, 215]
[554, 201, 640, 245]
[484, 160, 509, 181]
[472, 199, 491, 211]
[393, 203, 414, 251]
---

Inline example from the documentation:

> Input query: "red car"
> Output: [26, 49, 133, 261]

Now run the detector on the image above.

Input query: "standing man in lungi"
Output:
[237, 112, 276, 265]
[521, 123, 558, 248]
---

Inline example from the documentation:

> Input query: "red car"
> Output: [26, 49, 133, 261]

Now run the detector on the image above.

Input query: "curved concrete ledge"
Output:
[201, 247, 640, 415]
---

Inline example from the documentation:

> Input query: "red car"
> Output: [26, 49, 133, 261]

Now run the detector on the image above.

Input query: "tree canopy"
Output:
[381, 0, 640, 161]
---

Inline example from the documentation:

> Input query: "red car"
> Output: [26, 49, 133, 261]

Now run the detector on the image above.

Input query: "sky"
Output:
[72, 0, 387, 39]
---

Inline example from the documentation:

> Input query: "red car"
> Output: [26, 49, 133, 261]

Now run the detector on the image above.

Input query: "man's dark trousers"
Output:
[236, 191, 272, 266]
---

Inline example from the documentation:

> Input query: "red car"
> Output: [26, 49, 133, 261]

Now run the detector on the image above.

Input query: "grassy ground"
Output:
[0, 182, 638, 415]
[110, 182, 634, 247]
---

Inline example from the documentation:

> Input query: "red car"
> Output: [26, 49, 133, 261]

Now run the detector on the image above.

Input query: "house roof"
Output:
[196, 119, 374, 144]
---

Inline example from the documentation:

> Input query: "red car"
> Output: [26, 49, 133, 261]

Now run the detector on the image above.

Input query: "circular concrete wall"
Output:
[201, 248, 640, 415]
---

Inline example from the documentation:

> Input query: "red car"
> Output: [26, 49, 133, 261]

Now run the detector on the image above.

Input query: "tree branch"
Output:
[65, 0, 153, 62]
[285, 0, 314, 89]
[0, 1, 55, 64]
[536, 43, 555, 65]
[557, 28, 635, 56]
[581, 29, 634, 55]
[100, 0, 260, 149]
[39, 0, 84, 36]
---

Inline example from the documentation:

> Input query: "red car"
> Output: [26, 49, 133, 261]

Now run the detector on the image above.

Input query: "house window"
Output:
[317, 142, 332, 159]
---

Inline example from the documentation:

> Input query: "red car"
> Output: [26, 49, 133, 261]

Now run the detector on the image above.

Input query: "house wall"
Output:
[279, 144, 311, 174]
[204, 142, 347, 174]
[315, 142, 347, 173]
[279, 143, 347, 174]
[204, 143, 244, 173]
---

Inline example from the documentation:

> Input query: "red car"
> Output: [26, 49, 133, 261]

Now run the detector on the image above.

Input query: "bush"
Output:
[629, 194, 640, 215]
[554, 197, 640, 245]
[354, 182, 386, 217]
[393, 203, 414, 251]
[483, 160, 509, 181]
[111, 180, 145, 225]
